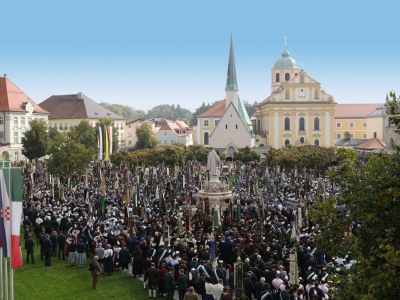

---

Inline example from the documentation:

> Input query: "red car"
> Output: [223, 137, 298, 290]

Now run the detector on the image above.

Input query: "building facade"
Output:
[254, 44, 336, 148]
[0, 75, 49, 161]
[39, 93, 126, 149]
[156, 120, 193, 146]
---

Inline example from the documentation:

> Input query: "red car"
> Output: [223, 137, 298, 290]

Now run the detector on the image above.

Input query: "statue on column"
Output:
[207, 150, 220, 182]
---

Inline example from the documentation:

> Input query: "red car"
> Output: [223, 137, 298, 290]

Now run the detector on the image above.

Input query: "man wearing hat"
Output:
[164, 267, 176, 300]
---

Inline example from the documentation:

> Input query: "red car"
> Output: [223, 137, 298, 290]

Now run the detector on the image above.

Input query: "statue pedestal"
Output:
[209, 172, 220, 182]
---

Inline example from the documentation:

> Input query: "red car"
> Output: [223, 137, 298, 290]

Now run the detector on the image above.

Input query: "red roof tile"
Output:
[334, 104, 383, 118]
[0, 75, 48, 113]
[354, 138, 386, 150]
[197, 100, 226, 118]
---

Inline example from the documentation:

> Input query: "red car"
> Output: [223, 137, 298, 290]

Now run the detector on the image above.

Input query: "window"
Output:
[362, 122, 367, 128]
[299, 117, 305, 131]
[257, 119, 261, 131]
[28, 117, 32, 124]
[336, 133, 341, 139]
[315, 90, 320, 99]
[284, 117, 290, 130]
[13, 117, 18, 125]
[203, 120, 209, 126]
[0, 117, 3, 124]
[204, 132, 209, 145]
[14, 152, 18, 161]
[349, 122, 354, 128]
[285, 139, 290, 146]
[314, 139, 320, 146]
[225, 125, 228, 129]
[235, 124, 238, 129]
[362, 133, 367, 139]
[164, 131, 167, 136]
[276, 73, 280, 83]
[0, 132, 4, 141]
[300, 137, 305, 144]
[336, 122, 341, 128]
[128, 141, 131, 145]
[285, 73, 290, 81]
[214, 120, 219, 126]
[285, 90, 290, 100]
[14, 132, 18, 143]
[314, 117, 320, 130]
[350, 133, 354, 139]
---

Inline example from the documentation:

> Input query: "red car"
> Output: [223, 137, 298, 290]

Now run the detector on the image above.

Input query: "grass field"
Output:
[12, 235, 149, 300]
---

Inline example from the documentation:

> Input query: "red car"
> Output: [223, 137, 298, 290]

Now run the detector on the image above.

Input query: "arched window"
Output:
[204, 132, 209, 145]
[276, 73, 280, 83]
[285, 90, 290, 99]
[285, 139, 290, 146]
[284, 117, 290, 131]
[314, 117, 320, 131]
[299, 117, 305, 131]
[314, 139, 320, 146]
[300, 137, 305, 144]
[285, 73, 290, 81]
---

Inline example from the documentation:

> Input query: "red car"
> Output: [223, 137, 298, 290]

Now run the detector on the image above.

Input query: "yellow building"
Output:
[334, 104, 384, 141]
[254, 43, 336, 148]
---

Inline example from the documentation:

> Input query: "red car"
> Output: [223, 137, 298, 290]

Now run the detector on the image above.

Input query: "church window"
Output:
[299, 117, 305, 131]
[284, 117, 290, 131]
[300, 137, 305, 144]
[314, 117, 320, 131]
[285, 139, 290, 146]
[204, 132, 209, 145]
[276, 73, 280, 83]
[226, 124, 228, 129]
[314, 139, 320, 146]
[236, 124, 238, 129]
[285, 90, 290, 100]
[285, 73, 290, 81]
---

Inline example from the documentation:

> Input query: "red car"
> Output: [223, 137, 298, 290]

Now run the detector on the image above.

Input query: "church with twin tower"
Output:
[196, 35, 336, 154]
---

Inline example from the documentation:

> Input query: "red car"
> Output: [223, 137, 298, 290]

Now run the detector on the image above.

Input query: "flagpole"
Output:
[8, 158, 13, 300]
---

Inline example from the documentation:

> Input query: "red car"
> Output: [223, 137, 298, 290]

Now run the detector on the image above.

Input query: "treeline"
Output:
[100, 101, 258, 127]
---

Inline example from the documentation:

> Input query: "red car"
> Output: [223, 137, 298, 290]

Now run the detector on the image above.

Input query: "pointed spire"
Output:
[225, 34, 238, 91]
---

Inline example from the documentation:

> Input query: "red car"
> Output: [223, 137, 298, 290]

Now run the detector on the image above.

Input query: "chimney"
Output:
[78, 92, 83, 99]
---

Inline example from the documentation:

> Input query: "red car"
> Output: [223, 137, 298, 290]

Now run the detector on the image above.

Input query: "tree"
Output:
[70, 120, 97, 156]
[386, 91, 400, 150]
[135, 123, 158, 150]
[21, 119, 49, 160]
[308, 148, 400, 299]
[47, 133, 93, 177]
[234, 146, 260, 163]
[187, 145, 210, 164]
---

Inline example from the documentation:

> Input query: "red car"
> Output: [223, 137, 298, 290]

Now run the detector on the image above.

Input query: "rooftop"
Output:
[335, 104, 383, 118]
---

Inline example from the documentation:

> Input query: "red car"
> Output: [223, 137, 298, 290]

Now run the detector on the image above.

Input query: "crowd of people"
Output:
[19, 158, 352, 300]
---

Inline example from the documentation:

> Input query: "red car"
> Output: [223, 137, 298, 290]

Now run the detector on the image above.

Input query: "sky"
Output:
[1, 0, 399, 113]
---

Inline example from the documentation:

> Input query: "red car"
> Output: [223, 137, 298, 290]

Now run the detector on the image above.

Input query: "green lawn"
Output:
[13, 238, 149, 300]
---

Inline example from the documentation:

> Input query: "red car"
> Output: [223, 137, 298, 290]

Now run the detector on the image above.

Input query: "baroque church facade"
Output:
[254, 42, 336, 148]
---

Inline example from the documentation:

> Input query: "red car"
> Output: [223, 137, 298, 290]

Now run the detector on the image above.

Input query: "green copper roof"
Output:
[273, 46, 299, 69]
[237, 96, 254, 137]
[225, 35, 239, 91]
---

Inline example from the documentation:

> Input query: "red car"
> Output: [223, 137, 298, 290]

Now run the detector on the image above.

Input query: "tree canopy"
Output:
[135, 123, 158, 150]
[21, 119, 49, 160]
